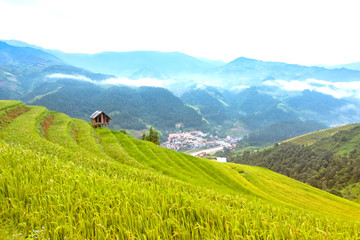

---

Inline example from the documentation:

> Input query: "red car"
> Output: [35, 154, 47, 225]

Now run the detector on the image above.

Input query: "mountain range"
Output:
[0, 41, 112, 99]
[1, 40, 221, 77]
[209, 56, 360, 86]
[1, 40, 360, 134]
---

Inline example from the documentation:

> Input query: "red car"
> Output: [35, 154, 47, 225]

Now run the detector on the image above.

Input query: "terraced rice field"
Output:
[0, 101, 359, 239]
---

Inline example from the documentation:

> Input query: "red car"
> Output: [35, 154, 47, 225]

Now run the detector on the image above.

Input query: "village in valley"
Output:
[89, 111, 241, 161]
[161, 130, 242, 159]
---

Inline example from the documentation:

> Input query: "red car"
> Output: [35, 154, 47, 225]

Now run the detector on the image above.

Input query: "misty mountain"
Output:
[0, 41, 112, 99]
[2, 39, 360, 133]
[180, 85, 299, 129]
[0, 41, 206, 132]
[129, 67, 169, 80]
[4, 40, 360, 89]
[180, 84, 358, 129]
[0, 41, 62, 65]
[2, 40, 225, 77]
[45, 50, 221, 77]
[197, 57, 226, 67]
[210, 57, 360, 87]
[0, 39, 43, 49]
[284, 90, 359, 124]
[333, 62, 360, 71]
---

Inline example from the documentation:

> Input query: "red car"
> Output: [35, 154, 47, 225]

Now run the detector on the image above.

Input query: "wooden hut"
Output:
[90, 110, 111, 128]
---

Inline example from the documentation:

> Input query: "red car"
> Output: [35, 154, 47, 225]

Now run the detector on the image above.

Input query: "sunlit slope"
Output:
[284, 123, 360, 146]
[111, 130, 360, 217]
[0, 101, 360, 239]
[284, 122, 360, 157]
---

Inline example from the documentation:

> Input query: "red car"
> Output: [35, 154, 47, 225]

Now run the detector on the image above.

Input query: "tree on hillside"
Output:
[141, 126, 160, 145]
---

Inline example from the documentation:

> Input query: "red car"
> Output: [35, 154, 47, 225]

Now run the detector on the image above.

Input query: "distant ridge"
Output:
[46, 50, 221, 76]
[0, 41, 62, 65]
[211, 56, 360, 86]
[334, 61, 360, 71]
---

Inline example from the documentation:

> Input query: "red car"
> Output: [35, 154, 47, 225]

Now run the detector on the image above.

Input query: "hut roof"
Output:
[90, 111, 112, 120]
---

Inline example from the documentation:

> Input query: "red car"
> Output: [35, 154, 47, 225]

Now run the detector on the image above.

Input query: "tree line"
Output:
[229, 142, 360, 201]
[141, 126, 160, 145]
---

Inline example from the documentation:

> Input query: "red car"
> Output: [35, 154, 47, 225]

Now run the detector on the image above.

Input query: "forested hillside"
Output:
[230, 124, 360, 202]
[180, 85, 356, 131]
[237, 120, 327, 147]
[1, 100, 359, 239]
[22, 80, 204, 131]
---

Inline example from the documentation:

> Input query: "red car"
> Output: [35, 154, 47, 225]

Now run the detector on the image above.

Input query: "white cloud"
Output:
[230, 85, 250, 91]
[102, 78, 164, 87]
[315, 87, 343, 99]
[263, 78, 360, 99]
[263, 80, 312, 91]
[46, 73, 165, 87]
[46, 73, 92, 82]
[339, 103, 357, 112]
[195, 84, 206, 90]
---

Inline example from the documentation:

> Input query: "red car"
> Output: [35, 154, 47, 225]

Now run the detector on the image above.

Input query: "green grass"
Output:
[0, 100, 360, 239]
[0, 100, 23, 111]
[284, 124, 359, 146]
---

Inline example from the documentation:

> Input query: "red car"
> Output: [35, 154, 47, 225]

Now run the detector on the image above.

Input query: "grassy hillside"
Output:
[0, 100, 360, 239]
[284, 123, 358, 145]
[231, 123, 360, 202]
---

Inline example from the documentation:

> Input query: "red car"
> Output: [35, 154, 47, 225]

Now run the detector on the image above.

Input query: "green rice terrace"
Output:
[0, 100, 359, 239]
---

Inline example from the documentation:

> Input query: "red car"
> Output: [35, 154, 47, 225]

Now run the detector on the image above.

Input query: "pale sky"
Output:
[1, 0, 360, 65]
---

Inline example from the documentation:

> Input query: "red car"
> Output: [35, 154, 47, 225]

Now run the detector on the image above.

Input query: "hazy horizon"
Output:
[1, 0, 360, 66]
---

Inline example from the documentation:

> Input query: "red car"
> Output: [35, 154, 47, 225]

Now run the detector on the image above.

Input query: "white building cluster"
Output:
[162, 130, 241, 152]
